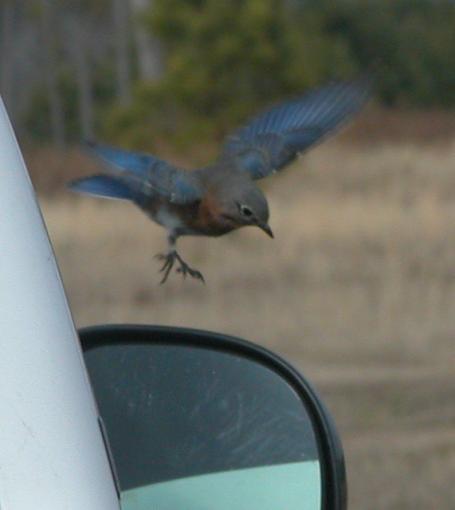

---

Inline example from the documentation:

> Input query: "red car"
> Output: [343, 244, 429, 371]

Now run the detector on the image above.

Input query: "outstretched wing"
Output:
[70, 141, 202, 204]
[221, 78, 371, 180]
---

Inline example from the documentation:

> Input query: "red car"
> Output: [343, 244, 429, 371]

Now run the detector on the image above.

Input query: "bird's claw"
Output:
[155, 251, 205, 284]
[154, 252, 175, 284]
[176, 264, 205, 283]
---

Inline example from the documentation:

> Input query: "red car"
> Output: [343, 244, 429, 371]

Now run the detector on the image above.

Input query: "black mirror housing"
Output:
[80, 324, 347, 510]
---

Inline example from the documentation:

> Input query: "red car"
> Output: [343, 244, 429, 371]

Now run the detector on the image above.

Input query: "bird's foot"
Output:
[155, 251, 205, 284]
[155, 251, 176, 284]
[174, 252, 205, 283]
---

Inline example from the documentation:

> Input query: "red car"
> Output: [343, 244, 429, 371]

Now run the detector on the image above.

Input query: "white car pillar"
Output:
[0, 99, 120, 510]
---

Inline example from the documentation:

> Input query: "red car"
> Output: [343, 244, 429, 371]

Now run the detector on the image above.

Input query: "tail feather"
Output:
[68, 174, 133, 201]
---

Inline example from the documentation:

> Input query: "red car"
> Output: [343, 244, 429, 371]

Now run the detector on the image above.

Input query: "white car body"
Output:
[0, 99, 119, 509]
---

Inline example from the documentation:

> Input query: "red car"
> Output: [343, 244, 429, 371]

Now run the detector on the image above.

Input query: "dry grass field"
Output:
[37, 138, 454, 509]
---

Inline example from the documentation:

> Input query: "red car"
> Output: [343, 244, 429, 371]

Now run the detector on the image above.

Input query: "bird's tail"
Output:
[68, 174, 133, 201]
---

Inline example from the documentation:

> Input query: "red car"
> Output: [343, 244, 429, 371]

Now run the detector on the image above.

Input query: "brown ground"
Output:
[36, 125, 454, 509]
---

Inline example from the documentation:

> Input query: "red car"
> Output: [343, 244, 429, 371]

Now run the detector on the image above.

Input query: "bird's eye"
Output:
[240, 205, 253, 217]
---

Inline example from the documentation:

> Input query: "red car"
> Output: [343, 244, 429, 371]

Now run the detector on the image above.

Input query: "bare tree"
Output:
[1, 1, 14, 112]
[112, 0, 132, 105]
[65, 13, 94, 139]
[130, 0, 163, 81]
[40, 0, 66, 149]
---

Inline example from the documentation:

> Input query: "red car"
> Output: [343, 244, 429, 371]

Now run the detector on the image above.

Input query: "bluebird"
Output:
[69, 78, 371, 283]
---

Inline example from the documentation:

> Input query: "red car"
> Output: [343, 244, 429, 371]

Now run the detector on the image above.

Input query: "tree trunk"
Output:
[113, 0, 132, 105]
[75, 43, 94, 140]
[40, 0, 66, 149]
[1, 1, 14, 113]
[66, 17, 94, 140]
[130, 0, 164, 81]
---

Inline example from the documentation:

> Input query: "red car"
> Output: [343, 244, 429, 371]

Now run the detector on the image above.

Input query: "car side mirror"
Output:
[80, 325, 346, 510]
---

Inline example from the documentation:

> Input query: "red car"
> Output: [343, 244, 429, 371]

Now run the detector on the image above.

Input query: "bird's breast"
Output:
[145, 197, 235, 237]
[187, 194, 237, 237]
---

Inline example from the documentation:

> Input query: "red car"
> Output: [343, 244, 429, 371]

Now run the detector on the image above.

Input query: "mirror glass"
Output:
[84, 342, 322, 510]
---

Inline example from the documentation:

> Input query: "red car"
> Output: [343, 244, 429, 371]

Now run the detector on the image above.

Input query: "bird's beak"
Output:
[258, 222, 274, 239]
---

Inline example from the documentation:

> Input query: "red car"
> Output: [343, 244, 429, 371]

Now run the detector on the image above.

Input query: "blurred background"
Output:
[2, 0, 454, 508]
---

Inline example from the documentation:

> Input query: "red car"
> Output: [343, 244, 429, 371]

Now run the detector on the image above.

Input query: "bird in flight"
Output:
[69, 78, 371, 283]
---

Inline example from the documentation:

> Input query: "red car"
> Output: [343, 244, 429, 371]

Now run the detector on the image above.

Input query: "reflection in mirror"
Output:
[84, 342, 321, 510]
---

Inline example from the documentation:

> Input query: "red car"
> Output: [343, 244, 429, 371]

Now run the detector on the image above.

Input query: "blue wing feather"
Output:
[78, 141, 202, 204]
[68, 174, 133, 200]
[222, 78, 372, 179]
[84, 141, 153, 178]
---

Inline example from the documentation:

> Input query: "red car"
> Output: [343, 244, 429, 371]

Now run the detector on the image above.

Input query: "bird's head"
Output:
[218, 181, 273, 238]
